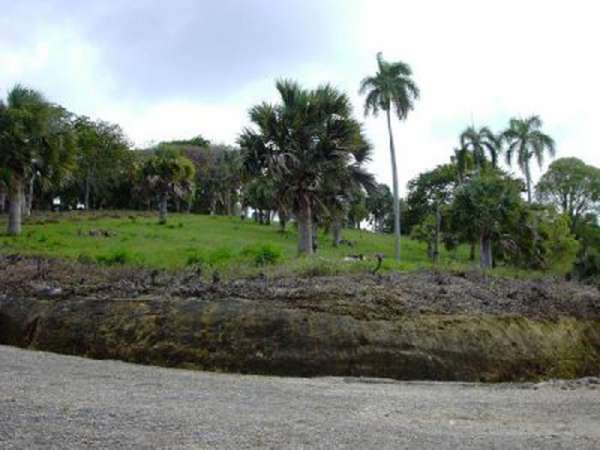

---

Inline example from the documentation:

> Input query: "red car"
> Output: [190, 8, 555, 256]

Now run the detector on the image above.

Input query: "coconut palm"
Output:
[0, 85, 75, 235]
[459, 126, 502, 170]
[239, 80, 372, 255]
[503, 115, 555, 203]
[360, 52, 419, 261]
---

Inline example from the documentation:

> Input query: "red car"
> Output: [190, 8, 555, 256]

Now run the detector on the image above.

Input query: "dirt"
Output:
[0, 255, 598, 320]
[1, 256, 599, 382]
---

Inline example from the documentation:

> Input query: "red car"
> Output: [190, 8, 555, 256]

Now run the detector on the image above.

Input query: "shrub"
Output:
[96, 250, 129, 265]
[241, 243, 282, 267]
[186, 253, 206, 266]
[207, 247, 233, 266]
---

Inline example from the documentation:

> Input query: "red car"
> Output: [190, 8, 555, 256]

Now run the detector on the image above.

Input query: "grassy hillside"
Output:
[0, 211, 473, 277]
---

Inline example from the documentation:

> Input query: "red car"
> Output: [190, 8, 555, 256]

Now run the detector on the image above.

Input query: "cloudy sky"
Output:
[2, 0, 598, 194]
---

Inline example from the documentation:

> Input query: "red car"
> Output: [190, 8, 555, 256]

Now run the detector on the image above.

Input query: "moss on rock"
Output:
[1, 294, 599, 381]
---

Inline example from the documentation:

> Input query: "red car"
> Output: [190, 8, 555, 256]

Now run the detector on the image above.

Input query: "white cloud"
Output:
[1, 0, 598, 196]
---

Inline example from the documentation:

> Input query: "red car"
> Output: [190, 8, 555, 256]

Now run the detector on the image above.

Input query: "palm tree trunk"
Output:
[278, 209, 288, 233]
[433, 202, 441, 264]
[332, 218, 342, 247]
[525, 162, 532, 204]
[225, 191, 232, 216]
[84, 172, 91, 209]
[158, 193, 168, 225]
[386, 108, 401, 261]
[8, 179, 23, 236]
[479, 231, 493, 269]
[297, 196, 313, 255]
[25, 174, 35, 217]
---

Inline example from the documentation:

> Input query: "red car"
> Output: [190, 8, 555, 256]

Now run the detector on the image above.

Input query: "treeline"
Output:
[404, 120, 600, 279]
[0, 84, 392, 241]
[1, 72, 598, 281]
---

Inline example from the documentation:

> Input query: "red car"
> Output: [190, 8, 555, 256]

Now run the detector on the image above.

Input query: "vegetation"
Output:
[0, 212, 472, 276]
[0, 69, 597, 282]
[239, 80, 374, 255]
[503, 116, 556, 204]
[360, 52, 420, 261]
[0, 85, 76, 235]
[136, 147, 196, 224]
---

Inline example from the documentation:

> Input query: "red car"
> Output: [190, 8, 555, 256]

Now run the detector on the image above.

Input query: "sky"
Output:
[1, 0, 599, 195]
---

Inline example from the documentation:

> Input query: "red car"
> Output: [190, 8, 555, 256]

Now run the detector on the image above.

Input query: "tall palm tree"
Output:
[360, 52, 419, 261]
[239, 80, 371, 255]
[503, 115, 555, 203]
[451, 146, 475, 184]
[0, 85, 75, 235]
[459, 126, 502, 170]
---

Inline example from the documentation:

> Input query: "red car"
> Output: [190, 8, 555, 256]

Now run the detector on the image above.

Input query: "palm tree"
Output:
[360, 52, 419, 261]
[451, 146, 475, 184]
[239, 80, 372, 255]
[503, 115, 555, 203]
[319, 134, 376, 246]
[459, 126, 502, 170]
[138, 147, 196, 224]
[0, 85, 75, 235]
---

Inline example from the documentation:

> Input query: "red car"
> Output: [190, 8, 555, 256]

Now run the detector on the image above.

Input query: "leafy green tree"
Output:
[406, 164, 457, 262]
[459, 126, 502, 170]
[138, 147, 196, 224]
[360, 52, 420, 261]
[182, 144, 241, 215]
[161, 134, 210, 148]
[503, 115, 555, 203]
[240, 80, 371, 255]
[0, 85, 75, 235]
[73, 116, 131, 209]
[410, 214, 438, 261]
[450, 173, 524, 269]
[496, 206, 579, 274]
[536, 157, 600, 231]
[572, 218, 600, 282]
[242, 176, 276, 225]
[366, 183, 394, 233]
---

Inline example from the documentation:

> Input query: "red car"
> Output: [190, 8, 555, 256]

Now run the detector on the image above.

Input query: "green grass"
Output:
[0, 210, 476, 277]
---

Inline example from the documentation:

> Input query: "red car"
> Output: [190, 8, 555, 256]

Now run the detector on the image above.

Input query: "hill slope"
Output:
[0, 211, 471, 276]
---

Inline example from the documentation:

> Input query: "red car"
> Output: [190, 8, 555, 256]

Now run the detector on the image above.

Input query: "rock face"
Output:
[1, 256, 599, 381]
[2, 294, 600, 382]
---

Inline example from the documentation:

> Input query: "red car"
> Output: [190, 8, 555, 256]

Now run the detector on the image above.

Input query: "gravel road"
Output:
[1, 345, 599, 449]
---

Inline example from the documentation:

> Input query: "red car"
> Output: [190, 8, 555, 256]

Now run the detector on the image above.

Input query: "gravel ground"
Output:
[1, 346, 599, 449]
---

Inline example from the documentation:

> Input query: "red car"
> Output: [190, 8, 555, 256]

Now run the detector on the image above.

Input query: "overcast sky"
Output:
[1, 0, 598, 194]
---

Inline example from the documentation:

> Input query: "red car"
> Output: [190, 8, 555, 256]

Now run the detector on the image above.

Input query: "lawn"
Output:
[0, 211, 473, 277]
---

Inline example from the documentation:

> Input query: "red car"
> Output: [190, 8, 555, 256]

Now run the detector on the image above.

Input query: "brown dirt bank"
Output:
[1, 256, 599, 381]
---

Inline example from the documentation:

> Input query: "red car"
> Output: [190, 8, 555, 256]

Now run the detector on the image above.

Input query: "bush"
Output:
[186, 253, 206, 267]
[207, 247, 233, 266]
[241, 243, 282, 267]
[96, 250, 130, 265]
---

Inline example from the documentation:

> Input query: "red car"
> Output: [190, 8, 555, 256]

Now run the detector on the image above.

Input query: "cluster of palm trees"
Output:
[0, 85, 76, 235]
[454, 116, 556, 202]
[1, 53, 560, 269]
[237, 53, 421, 258]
